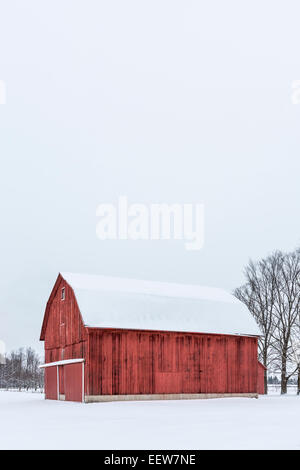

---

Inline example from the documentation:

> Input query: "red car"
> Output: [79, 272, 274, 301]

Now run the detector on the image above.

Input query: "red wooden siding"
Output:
[257, 361, 266, 394]
[44, 366, 58, 400]
[59, 366, 65, 395]
[87, 328, 258, 396]
[64, 363, 83, 402]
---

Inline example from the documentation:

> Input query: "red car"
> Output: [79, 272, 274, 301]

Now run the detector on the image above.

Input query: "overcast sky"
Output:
[1, 1, 300, 353]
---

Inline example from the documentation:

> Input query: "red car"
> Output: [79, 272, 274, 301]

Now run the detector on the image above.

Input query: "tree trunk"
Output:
[281, 374, 288, 394]
[263, 350, 268, 394]
[264, 369, 268, 394]
[281, 358, 287, 394]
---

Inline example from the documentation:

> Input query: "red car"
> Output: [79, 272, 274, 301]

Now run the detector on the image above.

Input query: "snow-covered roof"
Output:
[60, 272, 261, 337]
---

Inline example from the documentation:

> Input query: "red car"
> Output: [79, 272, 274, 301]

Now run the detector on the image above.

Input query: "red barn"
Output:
[40, 272, 262, 402]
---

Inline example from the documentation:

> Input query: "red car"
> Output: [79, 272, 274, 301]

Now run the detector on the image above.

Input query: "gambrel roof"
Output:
[41, 272, 260, 339]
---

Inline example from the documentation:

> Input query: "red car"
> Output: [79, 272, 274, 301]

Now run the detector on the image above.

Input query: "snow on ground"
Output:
[1, 391, 300, 450]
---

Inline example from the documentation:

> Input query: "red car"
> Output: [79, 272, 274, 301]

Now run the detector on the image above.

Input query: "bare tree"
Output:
[271, 250, 300, 393]
[0, 348, 44, 390]
[234, 253, 280, 394]
[289, 328, 300, 394]
[236, 250, 300, 395]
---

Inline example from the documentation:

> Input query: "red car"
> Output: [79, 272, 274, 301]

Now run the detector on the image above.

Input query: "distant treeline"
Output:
[0, 348, 44, 390]
[267, 375, 298, 385]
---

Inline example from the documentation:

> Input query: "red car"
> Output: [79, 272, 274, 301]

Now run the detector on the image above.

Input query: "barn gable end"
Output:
[41, 275, 88, 364]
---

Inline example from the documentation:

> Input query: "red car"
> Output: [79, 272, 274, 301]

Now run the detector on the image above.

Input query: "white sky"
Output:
[1, 1, 300, 352]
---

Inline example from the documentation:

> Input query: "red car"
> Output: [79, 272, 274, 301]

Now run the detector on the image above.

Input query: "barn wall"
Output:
[87, 329, 258, 396]
[257, 362, 266, 394]
[43, 278, 88, 393]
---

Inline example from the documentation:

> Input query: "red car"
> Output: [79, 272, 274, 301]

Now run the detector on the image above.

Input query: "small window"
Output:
[61, 287, 65, 300]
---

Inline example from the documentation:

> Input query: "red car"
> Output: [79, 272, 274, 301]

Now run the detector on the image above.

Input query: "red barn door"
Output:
[45, 366, 58, 400]
[64, 362, 84, 402]
[43, 360, 84, 402]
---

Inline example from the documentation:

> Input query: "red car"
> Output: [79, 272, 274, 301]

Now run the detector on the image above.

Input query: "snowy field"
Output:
[1, 391, 300, 450]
